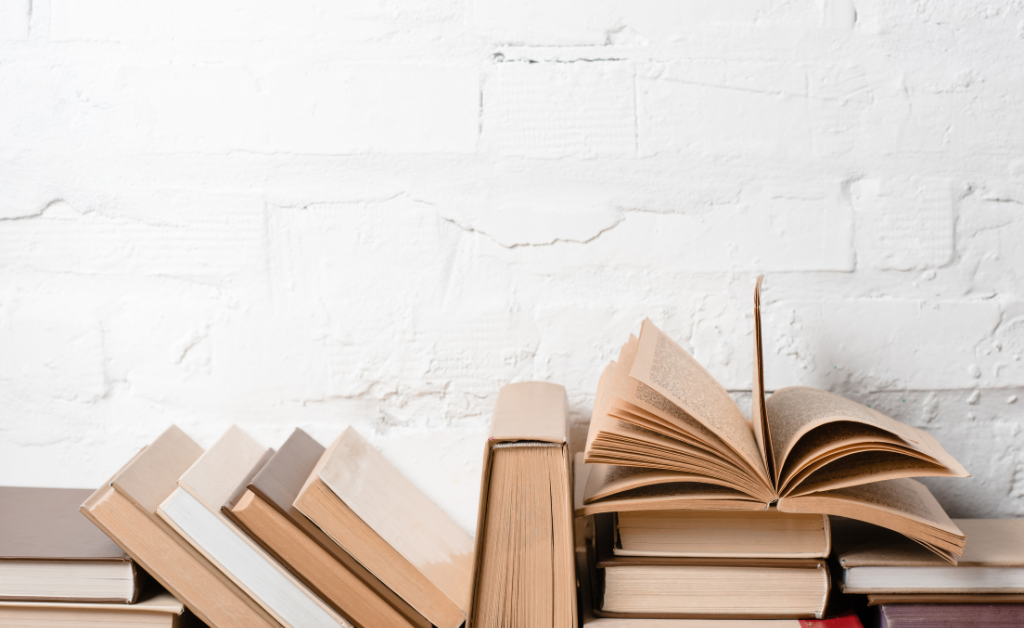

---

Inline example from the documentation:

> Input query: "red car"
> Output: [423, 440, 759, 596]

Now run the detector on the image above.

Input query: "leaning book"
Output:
[582, 276, 968, 562]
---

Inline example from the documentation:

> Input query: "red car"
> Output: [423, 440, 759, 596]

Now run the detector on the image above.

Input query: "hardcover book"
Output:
[835, 518, 1024, 594]
[0, 588, 188, 628]
[79, 426, 283, 628]
[294, 426, 474, 628]
[582, 276, 967, 562]
[0, 486, 138, 603]
[469, 381, 576, 628]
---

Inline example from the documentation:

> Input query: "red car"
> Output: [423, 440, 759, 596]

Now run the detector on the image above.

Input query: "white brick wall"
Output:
[1, 0, 1023, 532]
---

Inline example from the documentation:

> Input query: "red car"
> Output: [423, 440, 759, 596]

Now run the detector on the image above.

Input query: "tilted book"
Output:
[582, 276, 968, 562]
[80, 426, 283, 628]
[469, 381, 576, 628]
[0, 486, 139, 603]
[224, 428, 428, 628]
[294, 427, 474, 628]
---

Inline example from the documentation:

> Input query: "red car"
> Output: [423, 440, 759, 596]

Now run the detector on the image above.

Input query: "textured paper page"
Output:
[630, 320, 768, 484]
[766, 387, 968, 481]
[752, 275, 774, 481]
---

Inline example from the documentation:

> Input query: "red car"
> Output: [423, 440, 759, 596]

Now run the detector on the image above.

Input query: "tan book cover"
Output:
[225, 428, 426, 628]
[79, 426, 282, 628]
[0, 589, 186, 627]
[0, 486, 139, 603]
[582, 276, 968, 563]
[469, 381, 576, 628]
[294, 427, 473, 628]
[158, 426, 351, 628]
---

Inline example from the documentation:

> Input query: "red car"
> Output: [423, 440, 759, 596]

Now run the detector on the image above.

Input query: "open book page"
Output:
[766, 387, 969, 486]
[752, 274, 774, 481]
[576, 479, 766, 517]
[782, 449, 959, 498]
[778, 422, 909, 490]
[583, 462, 771, 504]
[611, 337, 741, 459]
[630, 319, 770, 486]
[777, 478, 965, 563]
[588, 397, 770, 499]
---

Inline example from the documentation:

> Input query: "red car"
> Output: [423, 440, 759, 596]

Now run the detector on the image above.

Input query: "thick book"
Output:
[582, 276, 968, 562]
[469, 381, 576, 628]
[0, 588, 188, 628]
[225, 428, 428, 628]
[156, 426, 352, 628]
[293, 426, 474, 628]
[868, 603, 1024, 628]
[615, 509, 830, 559]
[591, 514, 830, 620]
[0, 486, 139, 603]
[835, 518, 1024, 594]
[80, 426, 282, 628]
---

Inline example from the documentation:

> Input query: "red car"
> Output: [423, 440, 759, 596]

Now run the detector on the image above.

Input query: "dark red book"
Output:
[871, 604, 1024, 628]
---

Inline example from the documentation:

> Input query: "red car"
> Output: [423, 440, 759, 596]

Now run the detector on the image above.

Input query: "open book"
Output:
[582, 276, 969, 563]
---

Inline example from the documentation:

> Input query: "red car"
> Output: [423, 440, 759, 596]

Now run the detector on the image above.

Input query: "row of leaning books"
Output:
[1, 278, 1022, 627]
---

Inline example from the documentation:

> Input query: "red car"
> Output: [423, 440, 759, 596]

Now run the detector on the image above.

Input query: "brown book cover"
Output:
[225, 428, 427, 628]
[0, 486, 139, 603]
[80, 426, 283, 628]
[294, 427, 474, 628]
[469, 381, 576, 628]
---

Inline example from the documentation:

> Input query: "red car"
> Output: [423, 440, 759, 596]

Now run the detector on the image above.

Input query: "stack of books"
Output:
[835, 518, 1024, 627]
[574, 277, 971, 623]
[79, 424, 474, 628]
[0, 486, 190, 626]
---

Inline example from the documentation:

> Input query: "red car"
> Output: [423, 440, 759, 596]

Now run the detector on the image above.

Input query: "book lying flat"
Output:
[869, 603, 1024, 628]
[835, 518, 1024, 594]
[294, 427, 474, 628]
[583, 276, 968, 562]
[156, 426, 353, 628]
[0, 486, 138, 603]
[469, 382, 576, 628]
[867, 593, 1024, 605]
[591, 514, 830, 620]
[0, 588, 187, 628]
[615, 509, 830, 559]
[225, 428, 427, 628]
[80, 426, 282, 628]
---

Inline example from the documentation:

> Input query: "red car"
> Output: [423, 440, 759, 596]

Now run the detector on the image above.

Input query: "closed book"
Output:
[0, 588, 188, 628]
[836, 518, 1024, 594]
[870, 603, 1024, 628]
[80, 426, 282, 628]
[614, 509, 830, 559]
[294, 426, 474, 628]
[225, 428, 427, 628]
[593, 514, 830, 619]
[0, 486, 139, 603]
[469, 381, 576, 628]
[156, 426, 353, 628]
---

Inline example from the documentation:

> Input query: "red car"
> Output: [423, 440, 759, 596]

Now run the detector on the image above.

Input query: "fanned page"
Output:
[629, 320, 770, 487]
[777, 478, 965, 564]
[751, 274, 774, 481]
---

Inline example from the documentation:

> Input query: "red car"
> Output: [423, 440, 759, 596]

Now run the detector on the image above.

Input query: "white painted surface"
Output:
[1, 0, 1023, 532]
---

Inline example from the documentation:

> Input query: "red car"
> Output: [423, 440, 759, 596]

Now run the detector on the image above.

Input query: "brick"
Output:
[851, 177, 954, 270]
[761, 300, 1003, 391]
[0, 0, 29, 39]
[0, 194, 265, 277]
[119, 64, 478, 154]
[482, 61, 635, 159]
[51, 0, 392, 41]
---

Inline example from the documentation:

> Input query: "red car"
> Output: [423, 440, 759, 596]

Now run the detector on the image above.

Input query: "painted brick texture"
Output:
[1, 0, 1023, 532]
